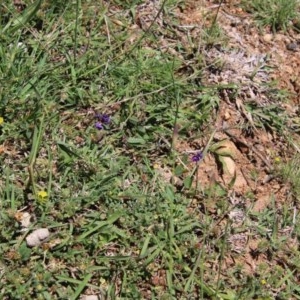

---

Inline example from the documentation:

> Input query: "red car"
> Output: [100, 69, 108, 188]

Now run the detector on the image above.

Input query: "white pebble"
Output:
[80, 296, 101, 300]
[26, 228, 50, 247]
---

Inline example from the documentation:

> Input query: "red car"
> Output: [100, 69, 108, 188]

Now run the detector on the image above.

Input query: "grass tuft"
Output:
[242, 0, 300, 32]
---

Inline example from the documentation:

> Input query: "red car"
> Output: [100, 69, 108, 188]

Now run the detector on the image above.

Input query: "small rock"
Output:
[263, 34, 273, 43]
[286, 42, 298, 51]
[20, 213, 31, 229]
[26, 228, 50, 247]
[15, 211, 32, 229]
[223, 109, 231, 121]
[80, 296, 101, 300]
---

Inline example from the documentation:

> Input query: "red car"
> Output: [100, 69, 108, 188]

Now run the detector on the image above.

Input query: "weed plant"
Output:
[242, 0, 300, 32]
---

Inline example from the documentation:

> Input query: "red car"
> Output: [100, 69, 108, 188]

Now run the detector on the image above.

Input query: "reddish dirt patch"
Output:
[172, 0, 300, 288]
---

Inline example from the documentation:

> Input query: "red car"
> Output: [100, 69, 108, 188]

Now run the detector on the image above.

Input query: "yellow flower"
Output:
[37, 190, 48, 201]
[274, 157, 281, 163]
[261, 279, 267, 285]
[0, 117, 4, 125]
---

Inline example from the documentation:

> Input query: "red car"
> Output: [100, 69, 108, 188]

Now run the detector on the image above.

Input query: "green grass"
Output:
[277, 152, 300, 200]
[1, 0, 300, 299]
[242, 0, 300, 32]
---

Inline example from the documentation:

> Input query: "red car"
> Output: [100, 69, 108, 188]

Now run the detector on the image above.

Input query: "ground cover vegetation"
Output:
[1, 0, 300, 299]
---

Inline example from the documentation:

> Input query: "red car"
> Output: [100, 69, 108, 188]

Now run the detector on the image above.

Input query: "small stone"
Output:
[15, 211, 32, 229]
[286, 42, 298, 51]
[20, 212, 31, 228]
[263, 34, 273, 43]
[223, 109, 231, 121]
[26, 228, 50, 247]
[80, 296, 101, 300]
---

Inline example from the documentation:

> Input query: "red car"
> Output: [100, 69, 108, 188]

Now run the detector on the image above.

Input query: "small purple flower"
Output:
[95, 122, 103, 130]
[191, 151, 203, 162]
[95, 113, 110, 124]
[100, 114, 110, 124]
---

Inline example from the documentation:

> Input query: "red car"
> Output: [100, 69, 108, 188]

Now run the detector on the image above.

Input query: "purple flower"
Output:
[100, 114, 110, 124]
[95, 113, 110, 124]
[95, 122, 103, 130]
[191, 152, 203, 162]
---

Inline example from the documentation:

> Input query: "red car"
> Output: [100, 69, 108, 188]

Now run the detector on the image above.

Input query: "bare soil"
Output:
[177, 0, 300, 285]
[136, 0, 300, 290]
